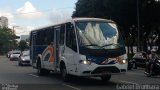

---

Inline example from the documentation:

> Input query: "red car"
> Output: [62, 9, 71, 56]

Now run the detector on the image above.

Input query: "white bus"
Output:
[30, 18, 127, 81]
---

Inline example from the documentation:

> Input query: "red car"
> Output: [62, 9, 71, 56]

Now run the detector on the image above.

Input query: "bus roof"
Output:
[30, 17, 115, 33]
[72, 17, 114, 22]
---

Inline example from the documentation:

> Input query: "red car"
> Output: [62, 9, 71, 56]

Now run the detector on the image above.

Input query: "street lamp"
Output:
[137, 0, 140, 52]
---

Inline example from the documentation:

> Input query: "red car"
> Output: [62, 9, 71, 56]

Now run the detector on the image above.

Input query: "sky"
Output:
[0, 0, 77, 36]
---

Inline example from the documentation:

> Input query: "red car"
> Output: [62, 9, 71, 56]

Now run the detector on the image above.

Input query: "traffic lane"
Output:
[1, 56, 160, 90]
[64, 76, 117, 90]
[11, 72, 160, 90]
[112, 69, 160, 85]
[0, 56, 120, 90]
[0, 56, 77, 90]
[0, 84, 78, 90]
[0, 56, 63, 84]
[63, 69, 160, 90]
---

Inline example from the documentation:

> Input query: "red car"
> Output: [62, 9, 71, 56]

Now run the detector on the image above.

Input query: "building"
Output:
[0, 16, 8, 28]
[20, 35, 29, 41]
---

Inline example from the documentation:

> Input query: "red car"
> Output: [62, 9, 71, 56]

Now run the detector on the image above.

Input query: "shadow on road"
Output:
[70, 77, 116, 86]
[38, 72, 117, 86]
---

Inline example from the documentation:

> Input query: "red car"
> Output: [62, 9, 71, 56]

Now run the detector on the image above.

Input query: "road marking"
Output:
[63, 84, 81, 90]
[29, 74, 39, 77]
[120, 81, 139, 85]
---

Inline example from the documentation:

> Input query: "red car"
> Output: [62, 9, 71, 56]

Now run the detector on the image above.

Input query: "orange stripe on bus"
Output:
[43, 46, 54, 62]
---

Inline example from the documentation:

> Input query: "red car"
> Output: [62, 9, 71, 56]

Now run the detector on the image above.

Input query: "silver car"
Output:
[18, 50, 31, 66]
[10, 51, 21, 61]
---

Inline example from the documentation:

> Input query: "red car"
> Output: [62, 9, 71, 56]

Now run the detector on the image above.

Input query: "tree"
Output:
[73, 0, 138, 54]
[18, 40, 29, 51]
[0, 27, 17, 54]
[72, 0, 160, 53]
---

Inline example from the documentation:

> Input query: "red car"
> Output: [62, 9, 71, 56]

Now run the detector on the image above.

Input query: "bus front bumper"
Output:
[77, 63, 127, 76]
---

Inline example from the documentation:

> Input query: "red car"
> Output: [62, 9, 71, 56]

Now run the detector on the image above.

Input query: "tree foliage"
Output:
[18, 40, 29, 51]
[72, 0, 160, 52]
[0, 27, 17, 54]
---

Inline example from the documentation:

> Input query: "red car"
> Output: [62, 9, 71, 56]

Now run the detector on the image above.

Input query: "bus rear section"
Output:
[30, 18, 128, 81]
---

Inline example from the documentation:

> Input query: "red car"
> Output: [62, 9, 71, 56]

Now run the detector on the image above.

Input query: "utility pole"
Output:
[137, 0, 140, 52]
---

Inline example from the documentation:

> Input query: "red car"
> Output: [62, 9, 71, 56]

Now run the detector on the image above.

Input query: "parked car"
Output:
[18, 50, 31, 66]
[131, 51, 147, 69]
[10, 50, 21, 61]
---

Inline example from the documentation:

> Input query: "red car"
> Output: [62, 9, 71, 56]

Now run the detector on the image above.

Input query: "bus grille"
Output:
[91, 66, 120, 74]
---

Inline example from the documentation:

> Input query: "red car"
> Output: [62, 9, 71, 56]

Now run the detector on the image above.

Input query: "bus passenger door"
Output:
[65, 23, 78, 74]
[54, 27, 60, 70]
[31, 32, 36, 66]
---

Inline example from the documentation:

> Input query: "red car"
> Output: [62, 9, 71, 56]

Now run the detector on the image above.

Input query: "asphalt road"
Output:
[0, 56, 160, 90]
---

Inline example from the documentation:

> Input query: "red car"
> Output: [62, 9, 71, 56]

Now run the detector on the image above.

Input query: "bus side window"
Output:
[46, 27, 54, 45]
[36, 30, 44, 45]
[66, 23, 77, 52]
[60, 25, 65, 45]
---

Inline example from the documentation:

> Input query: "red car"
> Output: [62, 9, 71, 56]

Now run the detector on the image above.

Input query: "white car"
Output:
[10, 51, 21, 61]
[18, 50, 31, 66]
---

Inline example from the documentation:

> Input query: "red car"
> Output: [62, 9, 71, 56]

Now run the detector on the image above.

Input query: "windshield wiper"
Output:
[82, 44, 103, 49]
[101, 44, 121, 48]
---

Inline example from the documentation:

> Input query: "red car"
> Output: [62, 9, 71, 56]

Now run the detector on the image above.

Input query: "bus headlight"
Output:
[122, 60, 127, 64]
[80, 60, 92, 65]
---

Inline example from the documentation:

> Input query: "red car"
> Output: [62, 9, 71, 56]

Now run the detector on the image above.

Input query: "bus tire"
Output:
[37, 60, 50, 76]
[101, 74, 111, 82]
[60, 63, 69, 82]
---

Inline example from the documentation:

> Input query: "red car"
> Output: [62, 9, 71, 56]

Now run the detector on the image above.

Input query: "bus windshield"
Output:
[76, 21, 124, 50]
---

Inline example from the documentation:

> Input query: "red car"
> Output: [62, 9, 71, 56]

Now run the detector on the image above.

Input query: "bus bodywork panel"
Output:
[76, 54, 127, 76]
[30, 18, 127, 78]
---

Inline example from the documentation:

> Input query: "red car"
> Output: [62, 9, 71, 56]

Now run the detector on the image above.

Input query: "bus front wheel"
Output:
[60, 64, 70, 82]
[37, 61, 50, 76]
[37, 61, 44, 76]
